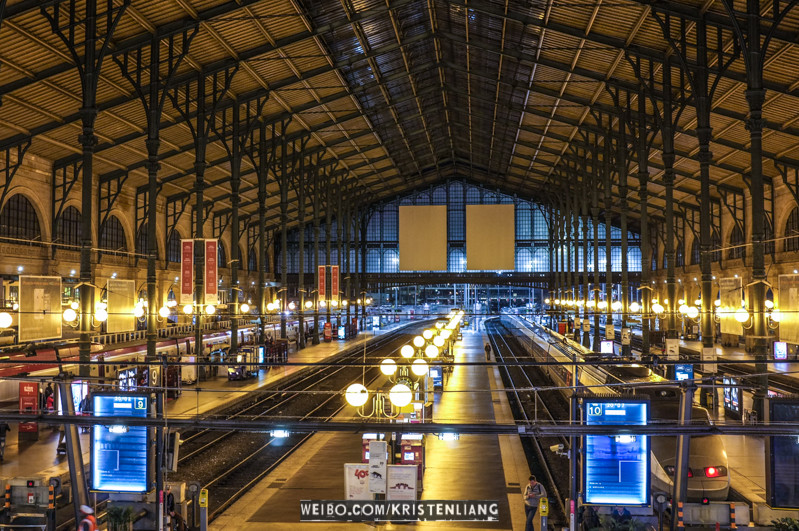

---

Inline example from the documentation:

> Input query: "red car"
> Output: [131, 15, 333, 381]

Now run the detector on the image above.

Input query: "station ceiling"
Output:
[1, 0, 797, 229]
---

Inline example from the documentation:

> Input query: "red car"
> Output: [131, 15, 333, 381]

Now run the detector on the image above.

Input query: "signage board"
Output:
[582, 320, 590, 332]
[674, 364, 694, 381]
[583, 399, 649, 506]
[180, 240, 194, 304]
[767, 400, 799, 508]
[18, 276, 61, 342]
[204, 239, 218, 305]
[107, 279, 136, 333]
[386, 465, 417, 500]
[702, 347, 717, 374]
[91, 393, 150, 493]
[774, 341, 788, 360]
[719, 277, 743, 335]
[330, 265, 340, 303]
[18, 381, 38, 433]
[600, 340, 614, 355]
[318, 265, 326, 301]
[323, 322, 332, 342]
[779, 275, 799, 345]
[723, 377, 741, 416]
[344, 463, 371, 500]
[665, 338, 680, 361]
[606, 324, 615, 340]
[621, 328, 631, 346]
[368, 440, 387, 494]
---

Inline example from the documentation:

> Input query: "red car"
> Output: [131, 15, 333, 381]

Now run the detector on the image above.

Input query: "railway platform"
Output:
[209, 320, 531, 529]
[0, 321, 413, 483]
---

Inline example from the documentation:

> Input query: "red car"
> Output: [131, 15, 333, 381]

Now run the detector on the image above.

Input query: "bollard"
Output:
[199, 488, 208, 531]
[677, 501, 684, 528]
[730, 502, 737, 530]
[539, 497, 549, 531]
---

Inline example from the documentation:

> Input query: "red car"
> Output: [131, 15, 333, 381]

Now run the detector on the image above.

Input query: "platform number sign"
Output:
[583, 399, 649, 506]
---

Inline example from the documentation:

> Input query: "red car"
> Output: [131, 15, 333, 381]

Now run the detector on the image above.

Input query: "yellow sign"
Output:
[199, 489, 208, 508]
[539, 497, 549, 516]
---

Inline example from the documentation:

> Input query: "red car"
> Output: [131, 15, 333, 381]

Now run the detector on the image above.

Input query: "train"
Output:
[0, 320, 299, 406]
[506, 315, 731, 502]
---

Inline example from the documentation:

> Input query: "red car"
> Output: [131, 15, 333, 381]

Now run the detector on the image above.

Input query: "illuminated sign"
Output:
[91, 394, 150, 493]
[584, 399, 649, 506]
[675, 364, 694, 381]
[723, 377, 741, 415]
[774, 341, 788, 360]
[767, 400, 799, 508]
[600, 340, 614, 355]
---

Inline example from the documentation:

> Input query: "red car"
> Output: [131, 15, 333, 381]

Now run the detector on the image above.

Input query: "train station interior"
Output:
[1, 0, 799, 529]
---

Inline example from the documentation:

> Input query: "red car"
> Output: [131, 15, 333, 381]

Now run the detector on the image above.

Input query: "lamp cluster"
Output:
[344, 310, 465, 414]
[545, 298, 638, 312]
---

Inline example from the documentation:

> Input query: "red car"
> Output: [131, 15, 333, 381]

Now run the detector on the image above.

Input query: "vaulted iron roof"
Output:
[1, 0, 797, 227]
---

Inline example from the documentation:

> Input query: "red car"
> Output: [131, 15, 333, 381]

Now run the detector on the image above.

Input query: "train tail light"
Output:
[668, 466, 694, 477]
[704, 466, 727, 478]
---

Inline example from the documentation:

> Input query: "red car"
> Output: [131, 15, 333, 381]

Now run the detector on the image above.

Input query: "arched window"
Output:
[763, 217, 774, 255]
[100, 215, 127, 253]
[135, 223, 160, 259]
[55, 206, 81, 248]
[238, 246, 246, 271]
[167, 230, 182, 263]
[366, 249, 380, 273]
[516, 247, 533, 272]
[448, 248, 465, 272]
[710, 230, 722, 263]
[383, 249, 399, 272]
[532, 247, 549, 272]
[248, 247, 257, 271]
[676, 246, 684, 267]
[0, 194, 41, 242]
[785, 208, 799, 252]
[218, 242, 227, 269]
[728, 225, 745, 260]
[691, 240, 700, 265]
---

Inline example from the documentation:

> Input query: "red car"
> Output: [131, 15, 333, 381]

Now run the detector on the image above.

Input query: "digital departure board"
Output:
[584, 399, 649, 506]
[91, 394, 150, 493]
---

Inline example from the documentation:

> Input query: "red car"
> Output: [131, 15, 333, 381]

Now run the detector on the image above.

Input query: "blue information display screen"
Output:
[91, 394, 150, 492]
[584, 400, 649, 506]
[675, 364, 694, 381]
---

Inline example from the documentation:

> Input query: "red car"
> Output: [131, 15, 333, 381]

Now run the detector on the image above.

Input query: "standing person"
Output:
[0, 421, 10, 462]
[165, 486, 175, 517]
[611, 506, 631, 524]
[523, 475, 547, 531]
[77, 505, 97, 531]
[43, 383, 54, 408]
[484, 342, 492, 361]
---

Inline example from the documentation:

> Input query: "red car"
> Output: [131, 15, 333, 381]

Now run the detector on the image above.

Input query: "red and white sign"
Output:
[180, 240, 194, 304]
[205, 239, 218, 305]
[318, 265, 326, 301]
[19, 381, 38, 432]
[331, 265, 339, 302]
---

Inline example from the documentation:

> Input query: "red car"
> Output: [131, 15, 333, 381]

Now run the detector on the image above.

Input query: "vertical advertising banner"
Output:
[386, 465, 418, 500]
[779, 275, 799, 345]
[368, 440, 388, 494]
[719, 277, 743, 336]
[18, 381, 38, 433]
[205, 239, 218, 305]
[318, 265, 327, 301]
[107, 279, 136, 333]
[18, 276, 62, 342]
[180, 240, 194, 304]
[344, 463, 371, 500]
[331, 265, 340, 302]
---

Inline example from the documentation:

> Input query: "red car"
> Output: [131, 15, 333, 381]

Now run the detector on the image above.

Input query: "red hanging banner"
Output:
[318, 265, 327, 301]
[180, 240, 194, 304]
[330, 265, 340, 303]
[205, 239, 219, 305]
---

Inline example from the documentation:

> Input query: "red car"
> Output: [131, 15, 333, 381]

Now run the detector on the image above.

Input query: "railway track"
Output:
[171, 325, 420, 521]
[485, 317, 569, 526]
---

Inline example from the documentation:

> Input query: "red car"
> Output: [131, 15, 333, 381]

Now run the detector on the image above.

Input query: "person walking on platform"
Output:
[485, 342, 492, 361]
[78, 505, 97, 531]
[0, 421, 10, 462]
[523, 475, 546, 531]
